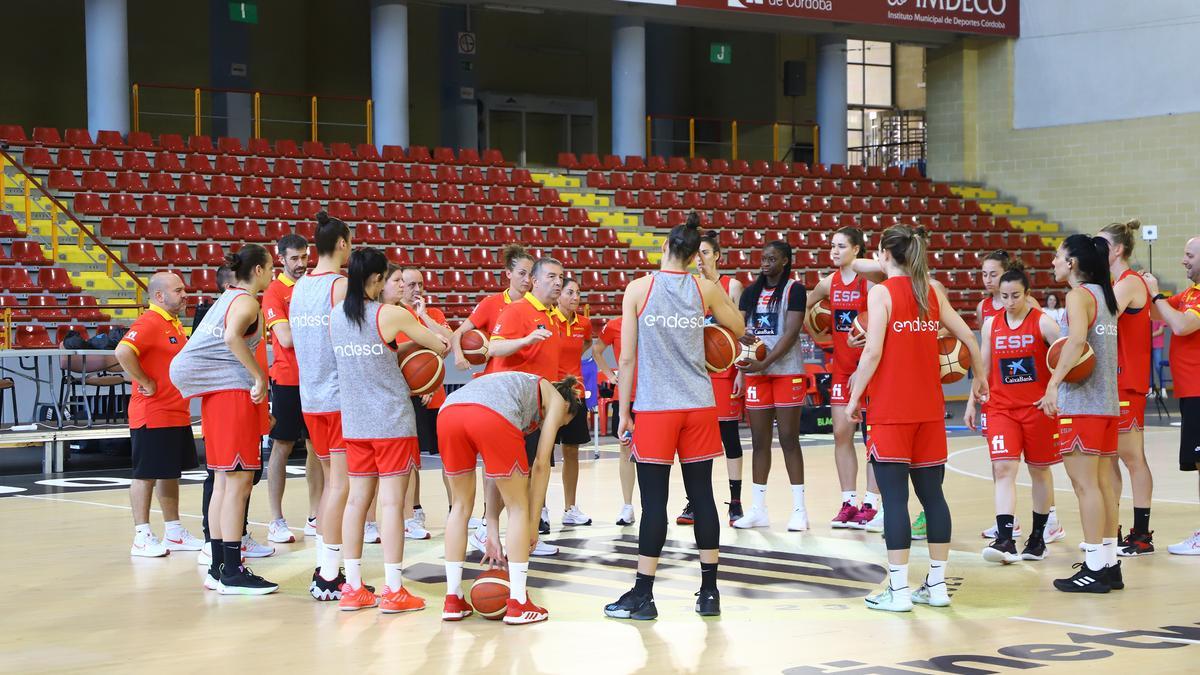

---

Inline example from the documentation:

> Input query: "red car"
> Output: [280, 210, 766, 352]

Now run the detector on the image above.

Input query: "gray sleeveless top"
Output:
[329, 300, 416, 439]
[751, 278, 806, 376]
[442, 371, 543, 433]
[633, 271, 715, 413]
[1058, 284, 1119, 417]
[169, 288, 260, 398]
[290, 272, 342, 413]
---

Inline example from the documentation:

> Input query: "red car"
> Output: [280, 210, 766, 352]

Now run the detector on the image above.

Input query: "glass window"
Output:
[864, 66, 892, 107]
[847, 64, 864, 105]
[863, 41, 892, 66]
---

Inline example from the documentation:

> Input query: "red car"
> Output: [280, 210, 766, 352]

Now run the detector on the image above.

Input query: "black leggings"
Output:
[201, 467, 260, 541]
[719, 420, 743, 459]
[636, 460, 719, 557]
[870, 460, 951, 550]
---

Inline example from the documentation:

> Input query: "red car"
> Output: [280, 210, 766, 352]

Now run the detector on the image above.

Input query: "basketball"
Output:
[704, 324, 738, 372]
[1046, 336, 1096, 383]
[469, 569, 510, 620]
[806, 299, 832, 341]
[400, 349, 445, 395]
[937, 336, 971, 384]
[460, 328, 489, 365]
[850, 310, 869, 342]
[735, 339, 768, 367]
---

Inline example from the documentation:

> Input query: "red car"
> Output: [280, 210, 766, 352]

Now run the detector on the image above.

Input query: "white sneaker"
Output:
[413, 507, 426, 528]
[468, 525, 488, 554]
[531, 540, 559, 556]
[787, 508, 810, 532]
[268, 518, 295, 544]
[616, 504, 636, 526]
[865, 586, 912, 612]
[468, 517, 486, 529]
[164, 528, 204, 552]
[405, 518, 431, 540]
[563, 505, 593, 526]
[1168, 530, 1200, 555]
[303, 517, 318, 537]
[198, 541, 211, 566]
[130, 532, 169, 558]
[363, 521, 381, 544]
[863, 509, 885, 533]
[981, 519, 1022, 538]
[733, 506, 770, 529]
[1044, 518, 1066, 544]
[241, 534, 275, 558]
[911, 580, 951, 607]
[203, 569, 220, 591]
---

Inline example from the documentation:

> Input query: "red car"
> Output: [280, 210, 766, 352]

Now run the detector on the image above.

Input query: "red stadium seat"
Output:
[133, 216, 168, 239]
[13, 241, 51, 266]
[101, 216, 134, 239]
[179, 174, 211, 195]
[185, 153, 215, 174]
[466, 248, 496, 268]
[201, 218, 234, 241]
[196, 243, 226, 265]
[215, 155, 245, 176]
[163, 243, 196, 265]
[212, 174, 241, 196]
[15, 325, 55, 349]
[48, 169, 80, 190]
[233, 219, 268, 242]
[40, 267, 80, 293]
[206, 196, 235, 218]
[356, 143, 381, 161]
[275, 139, 302, 158]
[67, 295, 109, 321]
[302, 141, 328, 159]
[329, 180, 354, 200]
[127, 242, 162, 265]
[0, 125, 28, 144]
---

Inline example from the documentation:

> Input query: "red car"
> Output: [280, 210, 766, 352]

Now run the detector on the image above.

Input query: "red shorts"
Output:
[979, 403, 989, 436]
[201, 390, 265, 472]
[631, 408, 722, 465]
[1118, 390, 1146, 433]
[346, 438, 419, 477]
[438, 404, 529, 478]
[711, 375, 744, 421]
[866, 420, 948, 468]
[304, 412, 346, 460]
[745, 374, 807, 410]
[1058, 415, 1118, 457]
[985, 407, 1060, 466]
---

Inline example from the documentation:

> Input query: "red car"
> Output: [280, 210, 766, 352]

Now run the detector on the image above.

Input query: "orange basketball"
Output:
[460, 328, 489, 366]
[400, 349, 445, 396]
[806, 299, 832, 341]
[469, 569, 510, 620]
[735, 339, 768, 367]
[704, 324, 738, 373]
[1046, 336, 1096, 383]
[850, 310, 869, 342]
[937, 336, 971, 384]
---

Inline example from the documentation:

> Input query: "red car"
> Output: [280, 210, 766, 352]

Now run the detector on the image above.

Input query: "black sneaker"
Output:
[727, 500, 743, 526]
[539, 518, 551, 536]
[676, 501, 695, 526]
[1052, 563, 1110, 593]
[982, 538, 1021, 564]
[1106, 561, 1124, 590]
[1020, 538, 1047, 561]
[604, 590, 658, 620]
[219, 566, 278, 596]
[310, 567, 345, 601]
[695, 588, 721, 616]
[1118, 530, 1155, 557]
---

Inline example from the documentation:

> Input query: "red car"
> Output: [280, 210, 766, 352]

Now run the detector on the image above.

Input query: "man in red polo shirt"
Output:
[262, 234, 324, 544]
[116, 272, 203, 558]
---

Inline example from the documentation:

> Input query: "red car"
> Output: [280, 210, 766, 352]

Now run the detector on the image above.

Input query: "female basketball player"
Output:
[555, 276, 594, 527]
[604, 213, 745, 620]
[170, 244, 276, 595]
[733, 239, 809, 532]
[844, 225, 987, 612]
[964, 261, 1062, 563]
[1036, 234, 1122, 593]
[807, 227, 882, 531]
[593, 316, 637, 527]
[678, 232, 746, 526]
[440, 371, 584, 625]
[1099, 219, 1155, 556]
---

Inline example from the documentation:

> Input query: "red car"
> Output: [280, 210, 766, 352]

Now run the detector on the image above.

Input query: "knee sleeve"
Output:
[682, 460, 720, 551]
[872, 460, 913, 550]
[636, 462, 670, 558]
[912, 465, 951, 544]
[719, 420, 743, 459]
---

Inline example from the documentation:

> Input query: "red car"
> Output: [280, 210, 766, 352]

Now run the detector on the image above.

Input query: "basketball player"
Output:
[594, 316, 637, 526]
[677, 232, 746, 526]
[604, 214, 745, 620]
[964, 261, 1062, 563]
[1098, 220, 1155, 556]
[1036, 234, 1122, 592]
[262, 234, 323, 545]
[116, 272, 202, 558]
[170, 245, 277, 595]
[290, 211, 354, 600]
[331, 248, 449, 612]
[845, 225, 986, 611]
[733, 240, 809, 531]
[807, 227, 882, 531]
[440, 371, 584, 624]
[555, 276, 594, 527]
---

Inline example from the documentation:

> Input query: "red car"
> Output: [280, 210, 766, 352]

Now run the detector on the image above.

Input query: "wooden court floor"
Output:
[2, 425, 1198, 674]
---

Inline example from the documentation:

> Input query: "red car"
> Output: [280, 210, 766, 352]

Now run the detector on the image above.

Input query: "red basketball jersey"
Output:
[987, 308, 1050, 410]
[830, 271, 868, 376]
[1115, 269, 1151, 394]
[867, 277, 943, 424]
[710, 275, 737, 381]
[978, 295, 1003, 330]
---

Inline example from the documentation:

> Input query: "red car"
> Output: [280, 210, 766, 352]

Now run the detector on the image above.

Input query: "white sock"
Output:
[863, 492, 880, 509]
[927, 559, 947, 586]
[445, 561, 465, 598]
[752, 483, 767, 510]
[888, 563, 909, 591]
[134, 523, 151, 538]
[320, 542, 341, 581]
[1083, 543, 1104, 571]
[344, 559, 362, 589]
[623, 503, 634, 510]
[315, 534, 324, 565]
[385, 563, 403, 590]
[841, 490, 856, 504]
[791, 484, 806, 511]
[164, 520, 183, 537]
[509, 561, 529, 604]
[1102, 537, 1118, 567]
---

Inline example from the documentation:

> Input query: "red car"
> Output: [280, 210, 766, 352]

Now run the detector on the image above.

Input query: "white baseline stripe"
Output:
[13, 494, 295, 531]
[1008, 615, 1200, 644]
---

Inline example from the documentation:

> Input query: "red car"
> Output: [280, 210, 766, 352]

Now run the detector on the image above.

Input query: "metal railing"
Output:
[646, 114, 819, 163]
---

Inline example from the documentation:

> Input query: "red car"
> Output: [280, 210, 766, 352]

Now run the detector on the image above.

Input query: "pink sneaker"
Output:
[849, 505, 879, 530]
[831, 502, 859, 529]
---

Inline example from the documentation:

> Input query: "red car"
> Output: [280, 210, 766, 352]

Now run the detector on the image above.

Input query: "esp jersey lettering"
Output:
[329, 301, 416, 439]
[289, 272, 343, 413]
[169, 288, 260, 399]
[634, 271, 715, 413]
[867, 277, 943, 423]
[988, 308, 1050, 410]
[1057, 284, 1119, 417]
[830, 271, 868, 376]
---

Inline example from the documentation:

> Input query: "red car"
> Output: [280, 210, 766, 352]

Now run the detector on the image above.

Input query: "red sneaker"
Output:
[380, 586, 426, 613]
[442, 594, 474, 621]
[502, 597, 549, 625]
[338, 583, 378, 611]
[830, 502, 859, 529]
[850, 505, 879, 530]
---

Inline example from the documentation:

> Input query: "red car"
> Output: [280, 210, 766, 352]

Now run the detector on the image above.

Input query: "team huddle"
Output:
[117, 208, 1200, 623]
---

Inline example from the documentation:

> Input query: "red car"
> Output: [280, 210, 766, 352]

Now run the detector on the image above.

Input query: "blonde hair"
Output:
[1100, 219, 1140, 260]
[880, 225, 932, 318]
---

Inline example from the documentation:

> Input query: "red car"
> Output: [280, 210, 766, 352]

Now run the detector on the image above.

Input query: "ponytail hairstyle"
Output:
[314, 210, 351, 256]
[880, 225, 933, 318]
[1099, 218, 1140, 260]
[224, 243, 271, 284]
[983, 249, 1013, 270]
[998, 257, 1029, 291]
[343, 247, 388, 328]
[501, 244, 534, 271]
[744, 239, 794, 315]
[665, 211, 704, 262]
[1061, 234, 1119, 315]
[834, 226, 868, 259]
[553, 375, 586, 420]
